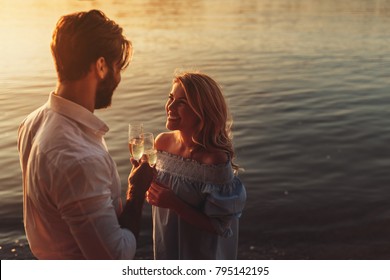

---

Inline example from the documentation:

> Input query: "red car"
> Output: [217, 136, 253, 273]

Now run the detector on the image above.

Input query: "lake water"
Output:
[1, 0, 390, 259]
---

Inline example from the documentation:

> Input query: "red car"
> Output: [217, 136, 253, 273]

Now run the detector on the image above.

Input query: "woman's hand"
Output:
[147, 181, 217, 234]
[146, 182, 179, 210]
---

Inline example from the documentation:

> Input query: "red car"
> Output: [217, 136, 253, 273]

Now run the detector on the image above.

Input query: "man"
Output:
[17, 10, 154, 259]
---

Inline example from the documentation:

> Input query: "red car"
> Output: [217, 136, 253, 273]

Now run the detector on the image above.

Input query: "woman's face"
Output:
[165, 82, 200, 133]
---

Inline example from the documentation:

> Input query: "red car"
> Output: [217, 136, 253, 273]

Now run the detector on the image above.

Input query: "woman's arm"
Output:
[146, 182, 217, 234]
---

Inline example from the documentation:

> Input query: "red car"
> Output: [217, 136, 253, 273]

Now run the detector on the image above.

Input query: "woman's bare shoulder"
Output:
[155, 131, 176, 150]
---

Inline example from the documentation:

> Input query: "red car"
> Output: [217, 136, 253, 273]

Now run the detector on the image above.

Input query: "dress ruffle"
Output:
[155, 151, 246, 237]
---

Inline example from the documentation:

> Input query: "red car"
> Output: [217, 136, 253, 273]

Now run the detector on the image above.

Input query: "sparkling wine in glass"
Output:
[128, 123, 144, 160]
[141, 132, 157, 166]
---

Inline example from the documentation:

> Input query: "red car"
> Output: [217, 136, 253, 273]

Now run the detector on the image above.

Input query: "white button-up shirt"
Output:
[17, 92, 136, 259]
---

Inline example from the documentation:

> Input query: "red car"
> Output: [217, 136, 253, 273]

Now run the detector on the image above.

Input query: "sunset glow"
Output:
[0, 1, 96, 74]
[3, 0, 390, 264]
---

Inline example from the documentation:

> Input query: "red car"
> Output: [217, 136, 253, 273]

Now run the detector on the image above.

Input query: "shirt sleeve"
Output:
[201, 177, 246, 238]
[52, 155, 136, 260]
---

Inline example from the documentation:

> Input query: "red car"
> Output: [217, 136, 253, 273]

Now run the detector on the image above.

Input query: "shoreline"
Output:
[4, 227, 390, 260]
[0, 239, 270, 260]
[0, 240, 35, 260]
[3, 239, 390, 260]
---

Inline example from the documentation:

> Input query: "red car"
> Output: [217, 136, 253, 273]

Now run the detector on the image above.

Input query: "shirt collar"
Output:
[48, 92, 109, 136]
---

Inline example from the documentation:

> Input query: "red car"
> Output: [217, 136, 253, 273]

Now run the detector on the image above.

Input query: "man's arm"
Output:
[118, 157, 155, 239]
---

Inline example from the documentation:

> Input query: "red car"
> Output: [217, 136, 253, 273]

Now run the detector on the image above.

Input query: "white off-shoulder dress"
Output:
[152, 151, 246, 260]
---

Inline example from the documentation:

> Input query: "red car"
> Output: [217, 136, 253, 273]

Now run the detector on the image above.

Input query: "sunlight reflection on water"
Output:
[2, 0, 390, 259]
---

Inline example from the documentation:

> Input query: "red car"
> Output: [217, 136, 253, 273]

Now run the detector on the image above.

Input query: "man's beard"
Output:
[95, 68, 119, 109]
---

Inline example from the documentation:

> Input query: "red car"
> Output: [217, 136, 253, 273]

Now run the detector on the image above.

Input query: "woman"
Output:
[146, 72, 246, 259]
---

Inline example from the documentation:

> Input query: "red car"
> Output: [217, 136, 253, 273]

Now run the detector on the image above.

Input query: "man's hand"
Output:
[127, 155, 156, 200]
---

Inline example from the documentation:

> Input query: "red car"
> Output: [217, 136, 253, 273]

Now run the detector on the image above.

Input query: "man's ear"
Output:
[95, 57, 108, 79]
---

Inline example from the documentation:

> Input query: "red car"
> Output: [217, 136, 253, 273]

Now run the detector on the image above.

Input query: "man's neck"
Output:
[55, 78, 97, 113]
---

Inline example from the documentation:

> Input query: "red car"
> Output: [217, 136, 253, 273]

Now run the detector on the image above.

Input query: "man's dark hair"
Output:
[51, 9, 132, 82]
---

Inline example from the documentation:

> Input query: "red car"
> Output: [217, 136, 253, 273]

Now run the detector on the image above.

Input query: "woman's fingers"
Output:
[146, 192, 159, 206]
[146, 182, 174, 208]
[146, 190, 151, 204]
[146, 184, 164, 206]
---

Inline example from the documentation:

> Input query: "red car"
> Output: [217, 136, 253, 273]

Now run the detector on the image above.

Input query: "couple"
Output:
[17, 10, 246, 260]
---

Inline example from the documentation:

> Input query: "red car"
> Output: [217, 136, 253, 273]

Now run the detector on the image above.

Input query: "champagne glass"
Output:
[128, 123, 144, 160]
[141, 132, 157, 166]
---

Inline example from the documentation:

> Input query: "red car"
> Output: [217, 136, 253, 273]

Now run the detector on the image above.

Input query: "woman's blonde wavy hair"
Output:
[174, 72, 240, 173]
